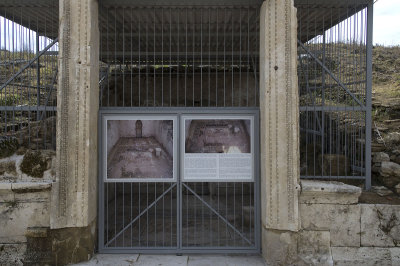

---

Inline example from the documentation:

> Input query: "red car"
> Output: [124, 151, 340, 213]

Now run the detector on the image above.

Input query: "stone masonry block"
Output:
[361, 204, 400, 247]
[300, 203, 360, 247]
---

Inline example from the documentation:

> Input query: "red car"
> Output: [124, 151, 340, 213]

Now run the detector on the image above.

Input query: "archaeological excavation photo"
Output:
[185, 119, 251, 154]
[106, 119, 174, 180]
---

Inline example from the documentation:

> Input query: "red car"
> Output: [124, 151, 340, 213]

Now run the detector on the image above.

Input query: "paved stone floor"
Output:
[74, 254, 266, 266]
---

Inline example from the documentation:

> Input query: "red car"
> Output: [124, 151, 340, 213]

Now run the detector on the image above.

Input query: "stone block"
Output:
[0, 201, 50, 243]
[0, 182, 14, 202]
[11, 182, 51, 192]
[300, 203, 360, 247]
[361, 204, 400, 247]
[331, 247, 391, 266]
[298, 230, 333, 266]
[379, 161, 400, 188]
[391, 248, 400, 265]
[262, 228, 299, 266]
[0, 243, 26, 266]
[11, 182, 52, 202]
[51, 219, 96, 265]
[373, 152, 390, 163]
[300, 180, 361, 204]
[25, 227, 48, 238]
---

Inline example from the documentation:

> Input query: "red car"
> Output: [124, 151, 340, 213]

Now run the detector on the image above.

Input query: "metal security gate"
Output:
[97, 1, 261, 253]
[98, 109, 260, 253]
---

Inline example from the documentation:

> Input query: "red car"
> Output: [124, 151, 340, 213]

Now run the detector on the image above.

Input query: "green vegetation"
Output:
[20, 150, 48, 178]
[0, 138, 19, 159]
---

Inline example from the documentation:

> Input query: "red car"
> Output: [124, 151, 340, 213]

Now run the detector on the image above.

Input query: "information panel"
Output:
[103, 115, 178, 182]
[182, 115, 254, 182]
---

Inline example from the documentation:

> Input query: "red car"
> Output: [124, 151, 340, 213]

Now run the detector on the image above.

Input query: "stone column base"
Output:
[23, 219, 96, 265]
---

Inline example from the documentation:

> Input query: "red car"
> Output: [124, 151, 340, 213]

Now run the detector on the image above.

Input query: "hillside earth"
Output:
[370, 45, 400, 200]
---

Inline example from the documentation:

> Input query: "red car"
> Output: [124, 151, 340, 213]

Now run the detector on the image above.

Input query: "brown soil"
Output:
[359, 191, 400, 205]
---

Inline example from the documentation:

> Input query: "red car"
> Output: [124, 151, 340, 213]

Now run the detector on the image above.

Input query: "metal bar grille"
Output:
[0, 2, 58, 151]
[98, 2, 261, 253]
[99, 5, 260, 108]
[296, 2, 371, 188]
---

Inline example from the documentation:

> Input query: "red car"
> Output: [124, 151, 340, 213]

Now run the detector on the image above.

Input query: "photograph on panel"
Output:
[107, 119, 174, 179]
[185, 119, 251, 154]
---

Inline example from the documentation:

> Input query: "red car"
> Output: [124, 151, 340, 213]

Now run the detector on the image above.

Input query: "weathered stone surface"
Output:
[373, 152, 390, 163]
[0, 182, 14, 201]
[0, 243, 26, 266]
[300, 180, 361, 204]
[11, 182, 51, 192]
[298, 231, 333, 266]
[371, 186, 394, 197]
[25, 227, 48, 238]
[384, 132, 400, 145]
[391, 248, 400, 265]
[260, 0, 300, 232]
[262, 228, 299, 266]
[395, 183, 400, 194]
[379, 161, 400, 188]
[331, 247, 392, 266]
[361, 204, 400, 247]
[52, 0, 99, 229]
[300, 203, 361, 247]
[0, 201, 50, 243]
[51, 219, 96, 265]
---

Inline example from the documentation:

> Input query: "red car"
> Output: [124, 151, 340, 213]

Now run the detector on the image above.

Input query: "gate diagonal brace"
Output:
[182, 183, 253, 246]
[297, 39, 365, 108]
[105, 183, 177, 247]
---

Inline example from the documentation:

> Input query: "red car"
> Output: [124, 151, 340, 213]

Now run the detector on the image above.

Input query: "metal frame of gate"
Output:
[98, 107, 260, 254]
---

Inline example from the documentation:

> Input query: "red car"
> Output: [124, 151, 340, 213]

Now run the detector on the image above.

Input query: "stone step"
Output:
[331, 247, 400, 266]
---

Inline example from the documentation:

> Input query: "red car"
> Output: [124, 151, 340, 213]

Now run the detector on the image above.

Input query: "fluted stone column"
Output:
[52, 0, 99, 229]
[260, 0, 300, 262]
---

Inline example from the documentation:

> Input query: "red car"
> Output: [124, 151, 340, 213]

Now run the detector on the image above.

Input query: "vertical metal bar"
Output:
[138, 9, 141, 107]
[208, 8, 211, 107]
[122, 8, 125, 107]
[216, 8, 219, 107]
[178, 114, 182, 251]
[365, 1, 373, 190]
[231, 9, 234, 106]
[161, 8, 164, 107]
[201, 8, 203, 107]
[36, 32, 40, 120]
[153, 8, 156, 107]
[185, 8, 188, 107]
[169, 8, 172, 107]
[223, 9, 226, 107]
[176, 9, 180, 107]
